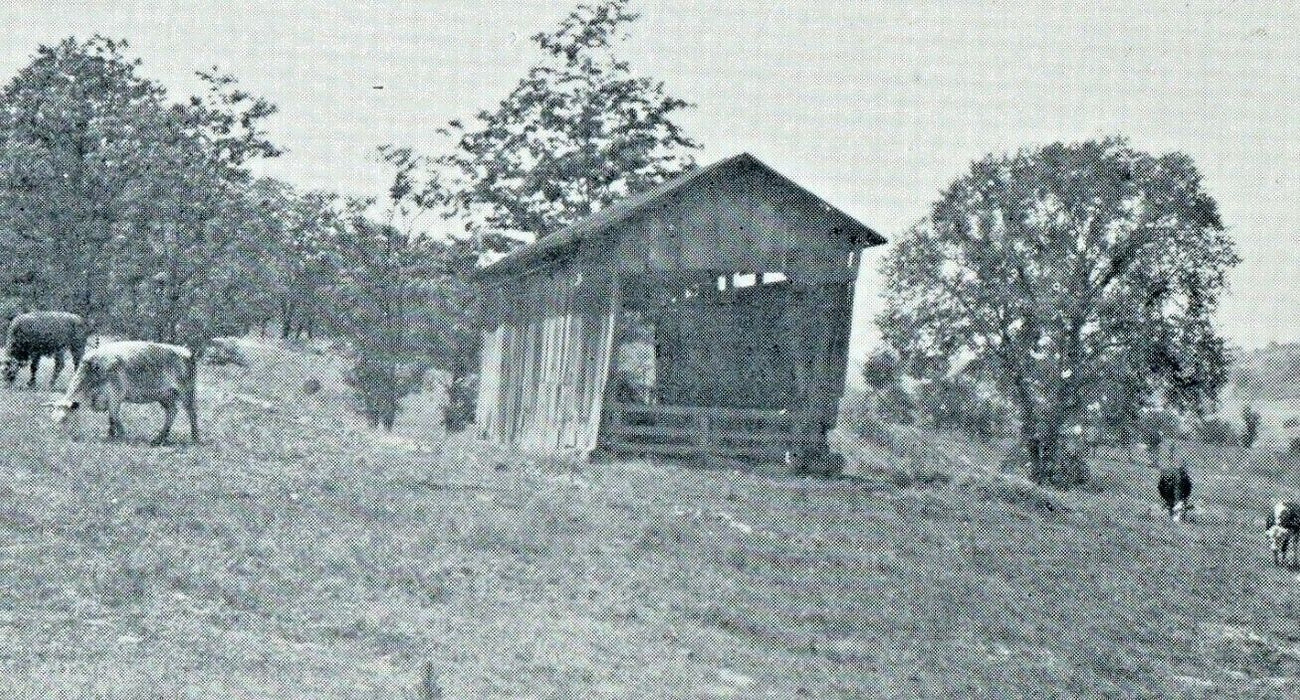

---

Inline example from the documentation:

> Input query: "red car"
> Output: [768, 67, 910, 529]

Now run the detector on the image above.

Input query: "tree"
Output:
[0, 37, 167, 316]
[878, 138, 1238, 487]
[319, 148, 478, 431]
[103, 77, 280, 352]
[0, 37, 282, 355]
[437, 0, 699, 250]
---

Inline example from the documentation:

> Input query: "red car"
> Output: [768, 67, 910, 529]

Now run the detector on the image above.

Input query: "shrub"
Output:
[862, 350, 903, 391]
[443, 373, 477, 433]
[343, 358, 426, 431]
[876, 384, 915, 424]
[1195, 416, 1239, 446]
[917, 376, 1009, 442]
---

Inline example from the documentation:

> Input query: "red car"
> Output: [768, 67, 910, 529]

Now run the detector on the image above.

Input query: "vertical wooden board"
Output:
[474, 326, 504, 440]
[584, 275, 620, 453]
[578, 312, 607, 450]
[505, 323, 526, 444]
[558, 280, 581, 448]
[498, 324, 518, 443]
[522, 316, 547, 448]
[543, 310, 565, 448]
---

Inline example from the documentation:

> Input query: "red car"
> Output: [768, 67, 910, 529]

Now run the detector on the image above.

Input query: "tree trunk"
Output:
[280, 303, 294, 340]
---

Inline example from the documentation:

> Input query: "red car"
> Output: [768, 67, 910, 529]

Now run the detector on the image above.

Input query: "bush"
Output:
[917, 376, 1009, 442]
[343, 358, 426, 431]
[1195, 416, 1239, 446]
[443, 373, 477, 433]
[862, 350, 903, 391]
[876, 384, 915, 424]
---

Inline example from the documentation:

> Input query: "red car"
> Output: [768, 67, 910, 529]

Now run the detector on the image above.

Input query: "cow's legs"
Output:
[183, 384, 199, 443]
[49, 352, 64, 389]
[152, 399, 177, 446]
[26, 356, 39, 387]
[106, 400, 123, 441]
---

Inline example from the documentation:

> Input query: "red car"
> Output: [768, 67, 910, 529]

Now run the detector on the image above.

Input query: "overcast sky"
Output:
[2, 0, 1296, 363]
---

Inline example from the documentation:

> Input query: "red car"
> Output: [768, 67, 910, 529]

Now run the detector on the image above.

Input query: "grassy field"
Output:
[2, 339, 1300, 698]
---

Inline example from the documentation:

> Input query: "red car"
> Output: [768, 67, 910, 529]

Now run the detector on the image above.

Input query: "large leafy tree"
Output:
[878, 138, 1238, 486]
[0, 37, 166, 315]
[438, 0, 699, 249]
[0, 37, 281, 351]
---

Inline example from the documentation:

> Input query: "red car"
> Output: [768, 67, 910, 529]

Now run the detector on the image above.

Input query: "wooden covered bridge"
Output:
[471, 153, 885, 473]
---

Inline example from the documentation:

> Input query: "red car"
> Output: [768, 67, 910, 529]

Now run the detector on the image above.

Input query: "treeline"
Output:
[0, 0, 700, 431]
[0, 38, 478, 430]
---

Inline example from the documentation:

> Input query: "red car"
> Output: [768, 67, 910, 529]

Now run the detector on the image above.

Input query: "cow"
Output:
[46, 340, 198, 445]
[1157, 453, 1193, 523]
[1266, 501, 1300, 568]
[3, 311, 89, 389]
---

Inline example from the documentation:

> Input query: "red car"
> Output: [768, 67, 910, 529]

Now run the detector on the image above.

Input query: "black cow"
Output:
[3, 311, 89, 388]
[1157, 462, 1193, 522]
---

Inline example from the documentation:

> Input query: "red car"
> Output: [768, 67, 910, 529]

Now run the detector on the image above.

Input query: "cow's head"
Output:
[45, 398, 81, 425]
[1171, 500, 1193, 523]
[1268, 525, 1294, 560]
[2, 356, 18, 386]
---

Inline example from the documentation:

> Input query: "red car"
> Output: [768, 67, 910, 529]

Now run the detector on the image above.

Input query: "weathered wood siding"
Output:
[597, 159, 861, 283]
[475, 264, 619, 453]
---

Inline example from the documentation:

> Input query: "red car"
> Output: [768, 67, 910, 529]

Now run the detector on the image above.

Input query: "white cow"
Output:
[47, 340, 198, 445]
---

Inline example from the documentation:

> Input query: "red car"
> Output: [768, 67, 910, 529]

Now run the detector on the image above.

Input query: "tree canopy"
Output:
[878, 137, 1239, 486]
[0, 36, 283, 351]
[436, 0, 700, 250]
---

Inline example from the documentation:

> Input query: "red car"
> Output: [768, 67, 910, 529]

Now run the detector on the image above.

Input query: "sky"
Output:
[2, 0, 1297, 367]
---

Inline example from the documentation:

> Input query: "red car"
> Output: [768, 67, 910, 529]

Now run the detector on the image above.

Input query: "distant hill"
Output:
[1232, 342, 1300, 401]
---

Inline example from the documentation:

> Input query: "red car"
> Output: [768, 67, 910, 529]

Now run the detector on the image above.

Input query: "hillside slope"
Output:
[1234, 343, 1300, 402]
[0, 341, 1299, 698]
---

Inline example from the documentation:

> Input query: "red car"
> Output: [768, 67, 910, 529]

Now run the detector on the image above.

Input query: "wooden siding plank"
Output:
[586, 275, 621, 453]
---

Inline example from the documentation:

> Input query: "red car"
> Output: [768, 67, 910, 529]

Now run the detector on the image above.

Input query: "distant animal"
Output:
[1266, 501, 1300, 568]
[46, 340, 198, 445]
[2, 311, 89, 388]
[1157, 461, 1193, 522]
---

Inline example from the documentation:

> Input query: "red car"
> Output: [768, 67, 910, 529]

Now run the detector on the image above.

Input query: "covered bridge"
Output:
[471, 153, 885, 472]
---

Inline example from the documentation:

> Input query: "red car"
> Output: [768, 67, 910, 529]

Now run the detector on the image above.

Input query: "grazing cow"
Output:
[1157, 459, 1193, 522]
[3, 311, 89, 388]
[1266, 501, 1300, 568]
[47, 341, 198, 445]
